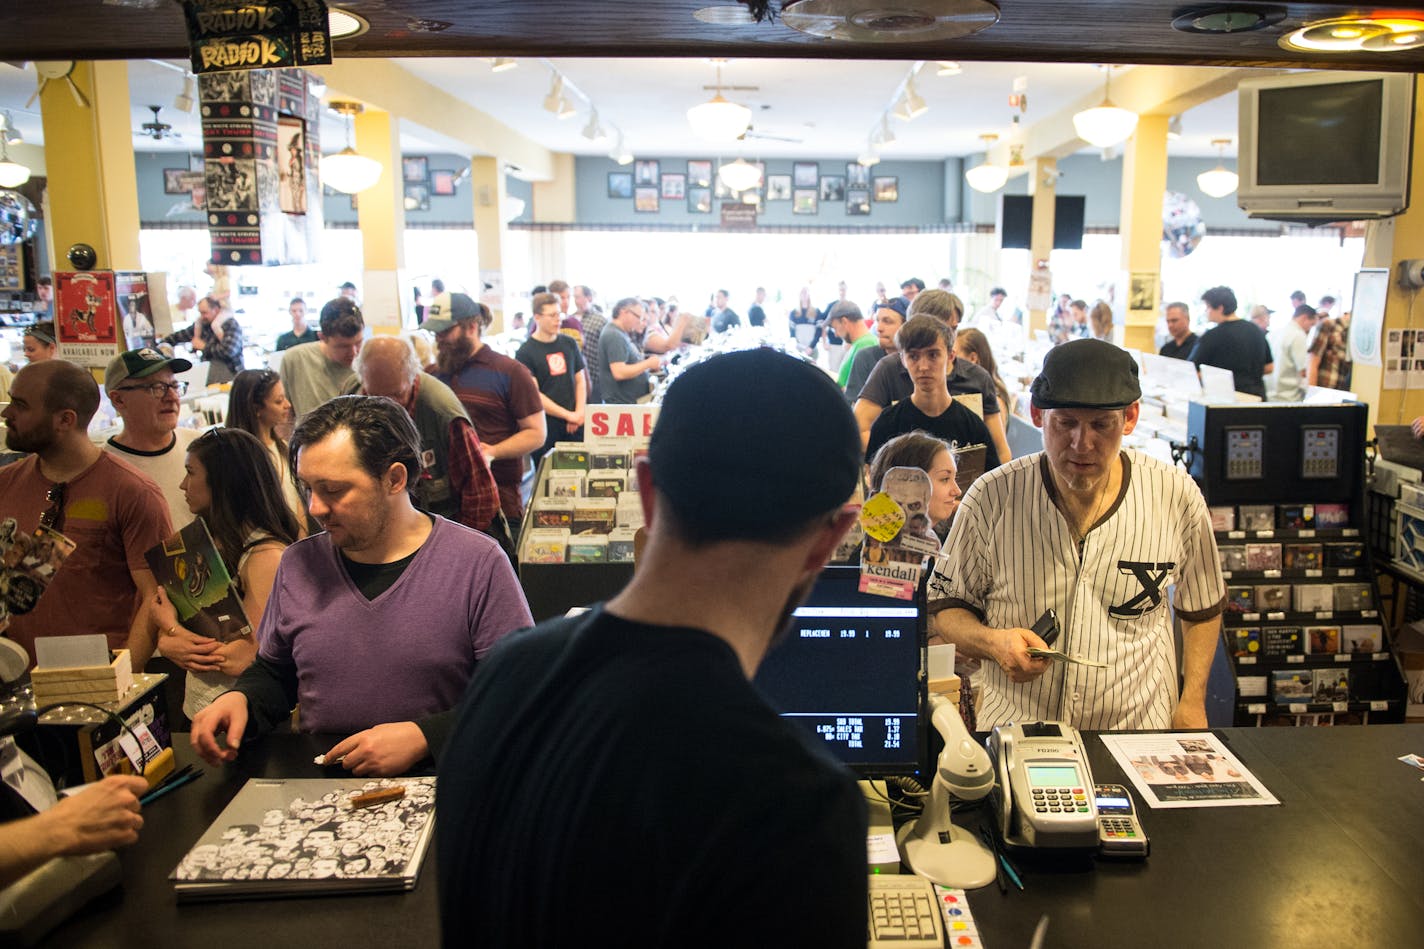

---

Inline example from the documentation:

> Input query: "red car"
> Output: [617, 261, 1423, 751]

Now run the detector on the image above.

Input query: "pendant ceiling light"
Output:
[319, 101, 382, 195]
[717, 157, 763, 193]
[0, 137, 30, 188]
[964, 134, 1007, 193]
[1072, 66, 1138, 148]
[687, 63, 752, 144]
[1196, 138, 1239, 199]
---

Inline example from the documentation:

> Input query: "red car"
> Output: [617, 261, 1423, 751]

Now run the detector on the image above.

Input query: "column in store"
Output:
[1118, 114, 1169, 353]
[1025, 156, 1057, 336]
[354, 106, 404, 332]
[469, 156, 509, 331]
[531, 153, 574, 283]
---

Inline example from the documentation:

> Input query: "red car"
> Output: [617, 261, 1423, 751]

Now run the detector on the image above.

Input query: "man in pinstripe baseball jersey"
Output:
[927, 339, 1225, 730]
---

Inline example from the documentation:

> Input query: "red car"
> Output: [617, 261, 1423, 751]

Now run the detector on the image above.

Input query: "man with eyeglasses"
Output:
[103, 349, 201, 530]
[0, 360, 171, 667]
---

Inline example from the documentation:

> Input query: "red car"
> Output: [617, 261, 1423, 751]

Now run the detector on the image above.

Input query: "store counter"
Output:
[38, 725, 1424, 948]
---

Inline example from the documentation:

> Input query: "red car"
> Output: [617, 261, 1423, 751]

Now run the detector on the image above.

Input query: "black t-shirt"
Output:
[1159, 332, 1198, 360]
[516, 334, 586, 412]
[865, 397, 1001, 468]
[437, 608, 868, 948]
[748, 303, 766, 327]
[1191, 319, 1274, 398]
[340, 548, 419, 600]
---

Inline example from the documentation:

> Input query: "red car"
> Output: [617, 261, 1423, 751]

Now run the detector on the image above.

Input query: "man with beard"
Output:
[438, 349, 867, 947]
[927, 339, 1224, 731]
[189, 396, 532, 777]
[0, 361, 170, 665]
[426, 292, 544, 539]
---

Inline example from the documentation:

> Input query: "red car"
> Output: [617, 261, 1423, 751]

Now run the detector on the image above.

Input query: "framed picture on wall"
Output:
[661, 173, 686, 199]
[687, 160, 712, 188]
[873, 176, 899, 202]
[431, 170, 458, 196]
[191, 181, 207, 211]
[404, 182, 430, 211]
[608, 172, 634, 198]
[688, 187, 712, 213]
[819, 176, 845, 202]
[846, 162, 870, 188]
[634, 159, 660, 186]
[847, 188, 871, 216]
[163, 168, 190, 194]
[634, 186, 660, 212]
[402, 156, 429, 183]
[766, 174, 792, 200]
[793, 162, 819, 188]
[792, 188, 818, 215]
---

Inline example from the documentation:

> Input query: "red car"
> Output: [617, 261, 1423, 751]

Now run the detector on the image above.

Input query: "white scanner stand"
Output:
[894, 693, 998, 889]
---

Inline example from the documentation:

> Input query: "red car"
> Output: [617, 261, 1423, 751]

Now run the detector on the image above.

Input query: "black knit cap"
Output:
[649, 349, 861, 539]
[1030, 338, 1141, 410]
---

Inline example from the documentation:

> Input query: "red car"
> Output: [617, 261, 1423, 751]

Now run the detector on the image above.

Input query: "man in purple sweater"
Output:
[190, 396, 533, 777]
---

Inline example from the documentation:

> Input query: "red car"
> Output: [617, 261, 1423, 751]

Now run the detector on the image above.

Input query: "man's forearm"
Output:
[537, 393, 569, 421]
[488, 426, 545, 460]
[988, 411, 1012, 463]
[930, 606, 1004, 662]
[1178, 615, 1221, 705]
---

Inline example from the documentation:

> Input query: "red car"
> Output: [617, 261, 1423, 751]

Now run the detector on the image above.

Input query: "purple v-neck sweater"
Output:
[256, 517, 533, 734]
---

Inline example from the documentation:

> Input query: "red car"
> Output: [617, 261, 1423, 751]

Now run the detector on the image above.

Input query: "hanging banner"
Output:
[182, 1, 332, 75]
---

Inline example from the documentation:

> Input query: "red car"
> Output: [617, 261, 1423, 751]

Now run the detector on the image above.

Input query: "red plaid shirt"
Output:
[1308, 317, 1350, 391]
[445, 417, 501, 532]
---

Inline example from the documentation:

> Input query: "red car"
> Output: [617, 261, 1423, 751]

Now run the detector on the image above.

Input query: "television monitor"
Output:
[999, 195, 1086, 249]
[1237, 71, 1414, 222]
[751, 565, 928, 777]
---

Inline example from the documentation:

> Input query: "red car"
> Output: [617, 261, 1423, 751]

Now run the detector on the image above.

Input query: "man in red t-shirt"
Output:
[427, 292, 545, 537]
[0, 361, 171, 666]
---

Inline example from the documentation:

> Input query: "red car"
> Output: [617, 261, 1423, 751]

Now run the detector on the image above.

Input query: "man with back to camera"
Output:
[1158, 301, 1197, 360]
[1269, 303, 1320, 402]
[427, 291, 545, 539]
[437, 349, 867, 947]
[102, 348, 200, 530]
[577, 285, 608, 402]
[275, 297, 318, 351]
[1191, 285, 1274, 399]
[0, 361, 171, 667]
[352, 336, 503, 547]
[927, 338, 1225, 730]
[1249, 304, 1273, 334]
[516, 291, 587, 470]
[189, 395, 532, 777]
[598, 297, 665, 405]
[748, 286, 767, 327]
[279, 296, 365, 418]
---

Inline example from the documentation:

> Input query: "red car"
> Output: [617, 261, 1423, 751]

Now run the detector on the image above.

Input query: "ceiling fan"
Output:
[136, 105, 180, 141]
[740, 123, 802, 144]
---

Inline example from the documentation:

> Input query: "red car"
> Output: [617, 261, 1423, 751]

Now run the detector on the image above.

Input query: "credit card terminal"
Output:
[986, 721, 1097, 849]
[1094, 784, 1150, 858]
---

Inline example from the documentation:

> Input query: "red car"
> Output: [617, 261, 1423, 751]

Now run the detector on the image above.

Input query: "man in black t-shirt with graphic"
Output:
[1190, 285, 1274, 399]
[515, 291, 586, 470]
[438, 349, 868, 948]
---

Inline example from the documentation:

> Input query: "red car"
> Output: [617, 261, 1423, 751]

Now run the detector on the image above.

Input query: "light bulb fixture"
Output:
[936, 61, 962, 76]
[503, 196, 526, 223]
[1167, 115, 1183, 141]
[1281, 15, 1424, 52]
[892, 78, 928, 122]
[490, 57, 517, 73]
[878, 115, 897, 148]
[717, 157, 762, 193]
[609, 134, 634, 166]
[686, 62, 751, 144]
[582, 111, 607, 142]
[0, 136, 31, 188]
[1196, 137, 1239, 199]
[173, 75, 195, 114]
[328, 7, 370, 39]
[319, 101, 382, 195]
[2, 112, 20, 146]
[1073, 66, 1138, 148]
[857, 147, 881, 167]
[964, 134, 1007, 194]
[555, 97, 576, 120]
[543, 74, 566, 114]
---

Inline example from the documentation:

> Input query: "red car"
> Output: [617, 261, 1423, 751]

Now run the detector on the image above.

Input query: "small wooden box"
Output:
[30, 649, 133, 708]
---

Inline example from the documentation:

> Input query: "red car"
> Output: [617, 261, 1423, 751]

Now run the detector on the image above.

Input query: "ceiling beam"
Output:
[987, 65, 1284, 170]
[315, 59, 554, 181]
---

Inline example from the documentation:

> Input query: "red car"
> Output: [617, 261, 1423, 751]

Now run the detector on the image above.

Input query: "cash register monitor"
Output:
[751, 565, 928, 778]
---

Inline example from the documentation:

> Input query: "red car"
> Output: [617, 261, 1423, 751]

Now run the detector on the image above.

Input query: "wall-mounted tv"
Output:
[999, 195, 1086, 249]
[1237, 71, 1414, 223]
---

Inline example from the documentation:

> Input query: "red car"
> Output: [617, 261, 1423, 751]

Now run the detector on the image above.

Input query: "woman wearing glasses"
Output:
[149, 428, 301, 718]
[226, 369, 305, 532]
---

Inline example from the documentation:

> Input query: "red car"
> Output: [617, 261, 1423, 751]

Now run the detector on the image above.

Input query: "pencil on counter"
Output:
[349, 786, 405, 809]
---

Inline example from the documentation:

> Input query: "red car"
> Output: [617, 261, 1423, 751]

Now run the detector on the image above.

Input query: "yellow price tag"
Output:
[859, 492, 905, 543]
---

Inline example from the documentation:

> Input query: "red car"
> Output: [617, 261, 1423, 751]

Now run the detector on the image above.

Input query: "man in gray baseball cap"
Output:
[928, 337, 1224, 732]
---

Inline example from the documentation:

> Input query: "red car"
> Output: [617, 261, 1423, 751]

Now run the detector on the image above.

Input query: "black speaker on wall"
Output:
[999, 195, 1086, 250]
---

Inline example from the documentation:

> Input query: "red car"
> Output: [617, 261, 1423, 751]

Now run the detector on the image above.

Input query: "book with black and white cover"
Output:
[171, 777, 435, 901]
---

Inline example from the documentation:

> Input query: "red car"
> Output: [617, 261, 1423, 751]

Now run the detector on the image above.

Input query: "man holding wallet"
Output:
[926, 339, 1225, 731]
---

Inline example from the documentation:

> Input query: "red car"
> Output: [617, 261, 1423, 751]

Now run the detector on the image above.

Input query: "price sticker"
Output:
[859, 492, 906, 543]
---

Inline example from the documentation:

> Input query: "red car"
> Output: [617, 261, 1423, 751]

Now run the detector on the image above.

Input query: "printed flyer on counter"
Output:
[1099, 732, 1279, 809]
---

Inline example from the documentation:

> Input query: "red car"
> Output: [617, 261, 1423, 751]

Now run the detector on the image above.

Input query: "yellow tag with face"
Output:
[860, 491, 906, 543]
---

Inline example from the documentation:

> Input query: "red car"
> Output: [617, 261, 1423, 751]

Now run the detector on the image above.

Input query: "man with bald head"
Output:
[0, 361, 171, 666]
[353, 336, 503, 545]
